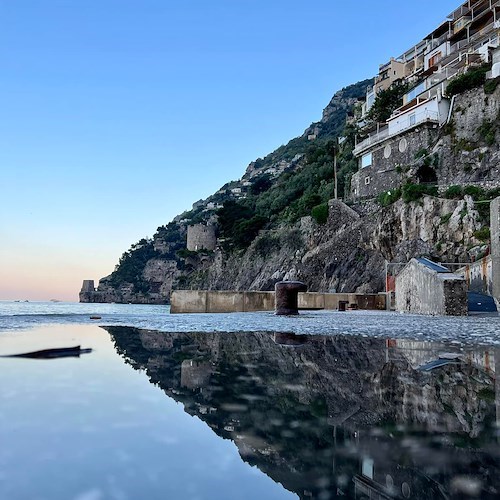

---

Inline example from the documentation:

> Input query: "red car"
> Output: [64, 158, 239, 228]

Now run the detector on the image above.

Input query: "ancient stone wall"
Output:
[187, 224, 217, 251]
[351, 126, 439, 200]
[79, 280, 96, 302]
[351, 85, 500, 201]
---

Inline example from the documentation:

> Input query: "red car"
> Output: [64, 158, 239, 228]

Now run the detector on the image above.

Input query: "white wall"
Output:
[424, 41, 450, 70]
[388, 98, 440, 136]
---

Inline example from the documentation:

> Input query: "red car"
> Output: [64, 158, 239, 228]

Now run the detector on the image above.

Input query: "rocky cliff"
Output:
[80, 78, 499, 304]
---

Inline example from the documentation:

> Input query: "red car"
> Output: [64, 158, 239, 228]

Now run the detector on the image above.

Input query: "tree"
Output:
[367, 80, 409, 123]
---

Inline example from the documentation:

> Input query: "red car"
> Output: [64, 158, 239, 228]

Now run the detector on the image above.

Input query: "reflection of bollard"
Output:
[275, 281, 308, 315]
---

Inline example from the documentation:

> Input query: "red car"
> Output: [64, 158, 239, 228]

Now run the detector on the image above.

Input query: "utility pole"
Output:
[334, 140, 338, 200]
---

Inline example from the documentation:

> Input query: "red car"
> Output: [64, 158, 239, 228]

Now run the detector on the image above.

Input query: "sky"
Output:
[0, 0, 461, 301]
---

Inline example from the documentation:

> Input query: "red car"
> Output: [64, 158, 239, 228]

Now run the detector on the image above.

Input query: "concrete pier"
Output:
[170, 290, 387, 314]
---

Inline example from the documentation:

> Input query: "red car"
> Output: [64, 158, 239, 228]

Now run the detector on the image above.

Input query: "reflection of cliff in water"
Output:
[105, 327, 500, 499]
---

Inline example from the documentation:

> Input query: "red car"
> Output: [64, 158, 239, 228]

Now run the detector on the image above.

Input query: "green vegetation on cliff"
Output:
[110, 239, 159, 293]
[102, 78, 373, 290]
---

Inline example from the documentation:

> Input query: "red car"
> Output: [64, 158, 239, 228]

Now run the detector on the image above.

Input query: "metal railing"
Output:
[354, 110, 439, 156]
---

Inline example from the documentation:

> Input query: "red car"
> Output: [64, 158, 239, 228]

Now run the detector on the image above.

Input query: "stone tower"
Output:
[186, 224, 216, 252]
[79, 280, 95, 303]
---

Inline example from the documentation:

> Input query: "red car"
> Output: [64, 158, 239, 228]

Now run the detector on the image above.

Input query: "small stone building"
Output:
[395, 258, 467, 316]
[186, 224, 217, 251]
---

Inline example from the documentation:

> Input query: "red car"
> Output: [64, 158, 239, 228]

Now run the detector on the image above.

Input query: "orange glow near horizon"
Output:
[0, 246, 114, 302]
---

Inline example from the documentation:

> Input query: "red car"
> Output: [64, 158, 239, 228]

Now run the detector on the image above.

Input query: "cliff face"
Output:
[80, 79, 499, 304]
[189, 196, 482, 294]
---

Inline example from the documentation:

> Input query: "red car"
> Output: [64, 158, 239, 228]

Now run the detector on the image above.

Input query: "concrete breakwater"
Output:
[170, 290, 387, 314]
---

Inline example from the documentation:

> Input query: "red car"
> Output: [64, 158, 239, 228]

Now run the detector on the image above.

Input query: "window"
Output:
[409, 113, 416, 126]
[365, 176, 371, 185]
[406, 81, 426, 102]
[361, 153, 372, 168]
[429, 52, 441, 67]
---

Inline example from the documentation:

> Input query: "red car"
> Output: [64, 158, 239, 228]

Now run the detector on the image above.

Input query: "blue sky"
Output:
[0, 0, 460, 300]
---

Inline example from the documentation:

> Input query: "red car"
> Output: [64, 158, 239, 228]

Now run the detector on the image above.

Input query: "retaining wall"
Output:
[170, 290, 387, 314]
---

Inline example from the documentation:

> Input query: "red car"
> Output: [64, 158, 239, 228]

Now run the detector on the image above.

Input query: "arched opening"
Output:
[416, 165, 437, 185]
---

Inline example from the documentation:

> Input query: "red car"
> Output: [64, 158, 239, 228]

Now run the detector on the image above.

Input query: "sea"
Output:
[1, 300, 500, 343]
[2, 301, 500, 499]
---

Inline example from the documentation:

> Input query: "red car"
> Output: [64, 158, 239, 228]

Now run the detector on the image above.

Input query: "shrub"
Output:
[440, 213, 452, 224]
[402, 183, 438, 203]
[445, 185, 463, 199]
[377, 189, 402, 207]
[484, 77, 500, 95]
[414, 148, 428, 159]
[311, 203, 329, 224]
[463, 185, 485, 199]
[473, 227, 490, 241]
[477, 120, 496, 146]
[446, 64, 490, 97]
[253, 233, 280, 257]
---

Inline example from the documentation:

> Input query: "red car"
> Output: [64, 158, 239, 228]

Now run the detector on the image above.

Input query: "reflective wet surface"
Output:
[1, 325, 500, 499]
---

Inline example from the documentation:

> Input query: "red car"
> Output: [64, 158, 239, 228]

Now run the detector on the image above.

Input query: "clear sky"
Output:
[0, 0, 460, 301]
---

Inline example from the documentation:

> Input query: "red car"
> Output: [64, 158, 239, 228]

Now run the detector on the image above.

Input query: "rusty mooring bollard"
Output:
[275, 281, 307, 315]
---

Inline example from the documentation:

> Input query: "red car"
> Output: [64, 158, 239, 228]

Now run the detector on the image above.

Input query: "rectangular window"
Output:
[406, 81, 426, 102]
[362, 458, 374, 479]
[361, 153, 372, 168]
[429, 52, 442, 67]
[409, 113, 416, 126]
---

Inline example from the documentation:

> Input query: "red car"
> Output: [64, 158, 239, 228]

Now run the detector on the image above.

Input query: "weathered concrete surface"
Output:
[207, 291, 245, 313]
[170, 290, 275, 314]
[170, 290, 387, 314]
[244, 291, 275, 312]
[275, 281, 307, 315]
[395, 259, 467, 316]
[492, 197, 500, 303]
[298, 292, 325, 310]
[171, 290, 208, 313]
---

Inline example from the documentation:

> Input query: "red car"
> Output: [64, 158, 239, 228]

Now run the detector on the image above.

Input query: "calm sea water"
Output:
[1, 300, 500, 344]
[1, 302, 500, 498]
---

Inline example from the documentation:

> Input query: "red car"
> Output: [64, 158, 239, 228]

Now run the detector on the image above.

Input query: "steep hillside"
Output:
[80, 79, 500, 304]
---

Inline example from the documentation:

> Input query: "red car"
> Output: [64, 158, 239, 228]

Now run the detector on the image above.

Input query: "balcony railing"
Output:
[354, 127, 389, 155]
[354, 110, 440, 156]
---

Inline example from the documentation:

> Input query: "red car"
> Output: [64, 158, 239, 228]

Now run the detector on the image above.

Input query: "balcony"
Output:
[353, 109, 440, 157]
[353, 127, 389, 156]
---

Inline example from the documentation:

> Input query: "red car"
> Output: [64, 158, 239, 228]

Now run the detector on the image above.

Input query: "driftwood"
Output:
[0, 346, 92, 359]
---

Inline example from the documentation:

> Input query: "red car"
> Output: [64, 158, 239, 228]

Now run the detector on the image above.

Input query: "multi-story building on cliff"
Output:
[351, 0, 500, 200]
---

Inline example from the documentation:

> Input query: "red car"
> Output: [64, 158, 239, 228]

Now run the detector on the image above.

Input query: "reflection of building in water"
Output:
[387, 339, 496, 374]
[107, 326, 500, 500]
[354, 442, 446, 499]
[180, 360, 213, 390]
